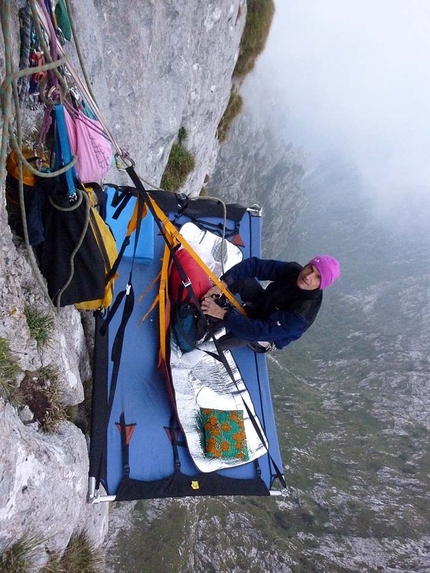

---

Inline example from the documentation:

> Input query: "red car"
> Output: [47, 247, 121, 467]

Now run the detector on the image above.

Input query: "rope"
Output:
[18, 4, 31, 102]
[0, 0, 13, 188]
[131, 167, 229, 275]
[0, 0, 56, 311]
[29, 0, 68, 97]
[0, 1, 82, 310]
[63, 0, 97, 104]
[1, 0, 223, 314]
[32, 0, 125, 157]
[54, 188, 91, 310]
[48, 186, 83, 211]
[0, 1, 101, 316]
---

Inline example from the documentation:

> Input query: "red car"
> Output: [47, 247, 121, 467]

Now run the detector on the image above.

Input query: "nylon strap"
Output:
[147, 194, 246, 316]
[104, 193, 148, 286]
[118, 413, 131, 479]
[138, 270, 161, 304]
[53, 103, 76, 197]
[159, 245, 171, 365]
[103, 192, 146, 420]
[139, 293, 159, 325]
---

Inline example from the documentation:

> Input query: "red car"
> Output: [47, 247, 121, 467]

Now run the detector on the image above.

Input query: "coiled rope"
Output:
[17, 4, 31, 102]
[1, 0, 57, 310]
[0, 0, 81, 311]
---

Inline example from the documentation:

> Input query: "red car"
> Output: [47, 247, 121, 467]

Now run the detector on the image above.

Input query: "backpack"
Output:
[76, 185, 118, 310]
[39, 181, 118, 310]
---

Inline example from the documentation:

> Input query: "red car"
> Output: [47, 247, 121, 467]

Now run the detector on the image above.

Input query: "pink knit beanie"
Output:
[307, 255, 340, 289]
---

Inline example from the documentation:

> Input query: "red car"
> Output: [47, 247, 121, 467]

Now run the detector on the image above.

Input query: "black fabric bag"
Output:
[6, 173, 48, 246]
[39, 181, 107, 307]
[171, 303, 209, 353]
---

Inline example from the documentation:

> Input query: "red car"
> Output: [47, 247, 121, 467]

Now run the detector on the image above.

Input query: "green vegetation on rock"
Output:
[0, 535, 41, 573]
[24, 307, 54, 350]
[161, 128, 195, 192]
[217, 92, 243, 143]
[0, 337, 20, 400]
[0, 532, 102, 573]
[41, 532, 103, 573]
[233, 0, 275, 79]
[19, 366, 67, 433]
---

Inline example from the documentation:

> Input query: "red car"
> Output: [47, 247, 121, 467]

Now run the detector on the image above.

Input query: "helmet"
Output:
[6, 147, 44, 186]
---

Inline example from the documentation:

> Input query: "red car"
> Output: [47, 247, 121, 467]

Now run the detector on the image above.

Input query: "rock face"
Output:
[0, 401, 104, 569]
[67, 0, 246, 193]
[207, 76, 307, 257]
[0, 0, 246, 567]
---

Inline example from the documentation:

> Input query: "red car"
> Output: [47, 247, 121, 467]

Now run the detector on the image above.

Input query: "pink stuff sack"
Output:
[64, 107, 113, 183]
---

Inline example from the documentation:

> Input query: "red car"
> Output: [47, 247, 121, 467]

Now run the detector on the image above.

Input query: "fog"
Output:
[251, 0, 430, 220]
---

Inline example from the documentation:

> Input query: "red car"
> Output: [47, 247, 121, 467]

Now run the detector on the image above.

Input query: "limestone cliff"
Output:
[67, 0, 246, 193]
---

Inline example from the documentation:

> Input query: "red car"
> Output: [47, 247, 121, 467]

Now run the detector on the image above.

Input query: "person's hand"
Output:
[201, 296, 227, 320]
[202, 280, 227, 299]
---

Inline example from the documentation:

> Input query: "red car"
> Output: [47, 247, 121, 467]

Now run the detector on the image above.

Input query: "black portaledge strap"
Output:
[89, 311, 109, 489]
[169, 415, 181, 472]
[107, 282, 135, 418]
[119, 413, 130, 479]
[102, 189, 145, 329]
[99, 285, 126, 337]
[115, 471, 269, 500]
[103, 184, 248, 223]
[101, 191, 146, 421]
[125, 166, 205, 313]
[112, 189, 133, 220]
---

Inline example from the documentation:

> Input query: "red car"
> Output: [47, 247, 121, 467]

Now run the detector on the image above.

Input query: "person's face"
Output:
[296, 264, 321, 290]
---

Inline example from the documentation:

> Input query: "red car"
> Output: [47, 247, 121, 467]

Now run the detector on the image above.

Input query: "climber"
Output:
[200, 255, 340, 352]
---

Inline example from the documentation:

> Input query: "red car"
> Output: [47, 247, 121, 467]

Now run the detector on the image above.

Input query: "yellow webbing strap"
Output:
[138, 270, 161, 325]
[147, 195, 246, 316]
[158, 245, 171, 364]
[139, 292, 160, 325]
[125, 199, 148, 238]
[138, 270, 161, 304]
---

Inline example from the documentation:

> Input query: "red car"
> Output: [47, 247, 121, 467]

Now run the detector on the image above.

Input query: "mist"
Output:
[248, 0, 430, 232]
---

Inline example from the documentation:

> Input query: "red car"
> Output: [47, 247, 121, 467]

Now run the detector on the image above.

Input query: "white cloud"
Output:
[255, 0, 430, 200]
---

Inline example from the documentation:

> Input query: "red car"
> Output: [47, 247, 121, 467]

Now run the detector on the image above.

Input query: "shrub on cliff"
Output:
[18, 366, 68, 433]
[161, 128, 195, 191]
[233, 0, 275, 79]
[0, 535, 40, 573]
[0, 338, 20, 401]
[217, 93, 243, 143]
[217, 0, 274, 142]
[0, 532, 102, 573]
[41, 532, 103, 573]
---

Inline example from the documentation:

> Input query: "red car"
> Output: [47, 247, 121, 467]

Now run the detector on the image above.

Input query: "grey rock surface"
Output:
[68, 0, 246, 192]
[0, 400, 95, 568]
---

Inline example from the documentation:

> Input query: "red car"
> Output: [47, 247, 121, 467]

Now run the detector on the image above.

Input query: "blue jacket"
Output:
[221, 257, 322, 349]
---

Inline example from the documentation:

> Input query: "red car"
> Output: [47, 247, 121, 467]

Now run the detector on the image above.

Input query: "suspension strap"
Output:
[102, 192, 146, 419]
